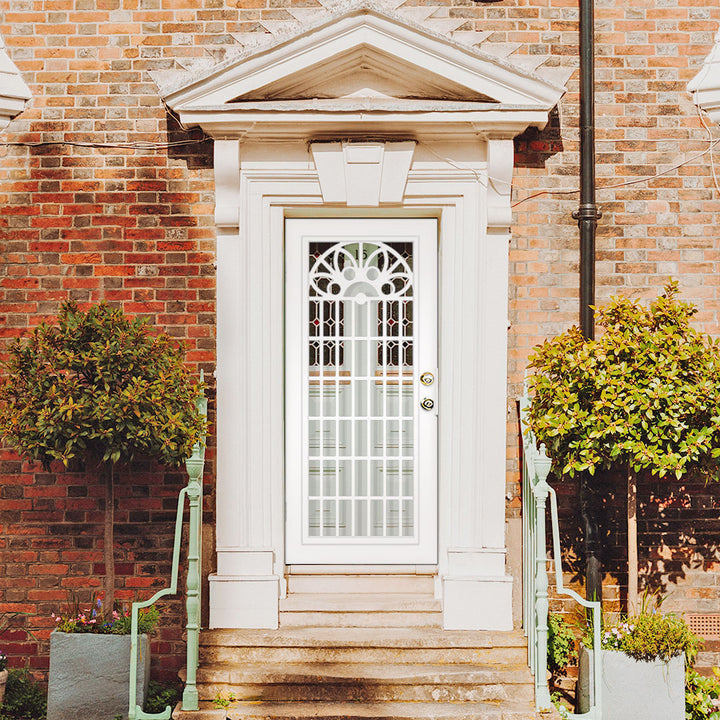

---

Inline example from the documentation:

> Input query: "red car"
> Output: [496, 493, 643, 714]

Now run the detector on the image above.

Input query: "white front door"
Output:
[285, 218, 437, 564]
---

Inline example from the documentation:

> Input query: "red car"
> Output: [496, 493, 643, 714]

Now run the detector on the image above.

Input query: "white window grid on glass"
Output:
[305, 239, 417, 541]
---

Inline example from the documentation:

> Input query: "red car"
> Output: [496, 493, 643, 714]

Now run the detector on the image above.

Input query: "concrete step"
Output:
[279, 610, 442, 628]
[173, 700, 548, 720]
[192, 661, 535, 702]
[280, 593, 442, 627]
[200, 628, 529, 665]
[279, 593, 441, 612]
[286, 574, 435, 595]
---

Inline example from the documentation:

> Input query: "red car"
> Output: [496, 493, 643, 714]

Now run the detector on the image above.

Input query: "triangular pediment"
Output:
[163, 5, 565, 111]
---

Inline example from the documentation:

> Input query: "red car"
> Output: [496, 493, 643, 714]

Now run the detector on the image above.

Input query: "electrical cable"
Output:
[512, 136, 720, 208]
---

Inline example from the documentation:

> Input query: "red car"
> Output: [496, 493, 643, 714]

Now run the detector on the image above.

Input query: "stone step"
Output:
[279, 610, 442, 628]
[201, 628, 528, 666]
[191, 661, 535, 703]
[279, 593, 441, 612]
[173, 700, 546, 720]
[286, 574, 436, 595]
[280, 593, 442, 627]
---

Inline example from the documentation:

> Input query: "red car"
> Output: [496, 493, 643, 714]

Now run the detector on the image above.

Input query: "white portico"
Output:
[161, 3, 566, 632]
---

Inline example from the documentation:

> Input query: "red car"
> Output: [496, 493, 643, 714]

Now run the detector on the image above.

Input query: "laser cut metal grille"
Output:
[306, 239, 416, 539]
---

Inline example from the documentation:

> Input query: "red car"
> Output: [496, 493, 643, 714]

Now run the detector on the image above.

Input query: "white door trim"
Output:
[208, 138, 514, 631]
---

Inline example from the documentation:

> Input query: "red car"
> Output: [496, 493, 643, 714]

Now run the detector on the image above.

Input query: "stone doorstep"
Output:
[172, 700, 551, 720]
[201, 628, 529, 649]
[186, 661, 535, 703]
[184, 629, 542, 720]
[193, 662, 535, 685]
[279, 593, 442, 612]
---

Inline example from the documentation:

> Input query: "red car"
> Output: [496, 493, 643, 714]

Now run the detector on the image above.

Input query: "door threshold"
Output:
[286, 564, 438, 575]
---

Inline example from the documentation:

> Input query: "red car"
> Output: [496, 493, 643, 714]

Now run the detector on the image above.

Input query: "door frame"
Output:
[209, 138, 514, 631]
[284, 217, 438, 565]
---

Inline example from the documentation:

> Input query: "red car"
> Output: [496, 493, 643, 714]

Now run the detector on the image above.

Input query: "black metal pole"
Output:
[573, 0, 603, 604]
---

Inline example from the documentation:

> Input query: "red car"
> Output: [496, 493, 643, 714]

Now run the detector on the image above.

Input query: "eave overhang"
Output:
[160, 4, 566, 142]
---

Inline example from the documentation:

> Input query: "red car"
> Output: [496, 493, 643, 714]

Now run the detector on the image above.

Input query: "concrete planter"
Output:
[0, 669, 7, 707]
[577, 645, 684, 720]
[47, 631, 151, 720]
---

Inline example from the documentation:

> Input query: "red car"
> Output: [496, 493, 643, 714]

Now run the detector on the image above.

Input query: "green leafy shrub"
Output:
[0, 301, 206, 610]
[143, 680, 182, 714]
[547, 613, 577, 675]
[1, 669, 47, 719]
[686, 668, 720, 720]
[527, 282, 720, 480]
[0, 301, 206, 470]
[527, 283, 720, 607]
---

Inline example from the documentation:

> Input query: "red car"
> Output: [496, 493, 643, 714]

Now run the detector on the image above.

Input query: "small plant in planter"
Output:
[577, 598, 699, 720]
[52, 598, 160, 635]
[0, 301, 206, 720]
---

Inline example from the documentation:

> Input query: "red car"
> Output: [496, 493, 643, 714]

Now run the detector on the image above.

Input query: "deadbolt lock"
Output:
[421, 398, 435, 411]
[420, 372, 434, 386]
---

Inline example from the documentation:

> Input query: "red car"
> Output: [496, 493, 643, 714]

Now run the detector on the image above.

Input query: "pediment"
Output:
[164, 5, 563, 109]
[229, 45, 497, 104]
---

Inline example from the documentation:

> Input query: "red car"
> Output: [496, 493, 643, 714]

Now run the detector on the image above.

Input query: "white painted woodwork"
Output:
[0, 35, 32, 130]
[164, 5, 564, 140]
[160, 4, 567, 631]
[689, 28, 720, 124]
[285, 218, 437, 564]
[311, 142, 416, 206]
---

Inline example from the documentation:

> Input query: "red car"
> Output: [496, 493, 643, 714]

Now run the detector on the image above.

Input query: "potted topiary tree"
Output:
[0, 301, 206, 720]
[526, 282, 720, 720]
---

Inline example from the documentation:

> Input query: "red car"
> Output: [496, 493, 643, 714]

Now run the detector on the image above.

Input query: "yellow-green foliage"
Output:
[601, 612, 699, 664]
[527, 282, 720, 481]
[0, 301, 206, 469]
[686, 668, 720, 720]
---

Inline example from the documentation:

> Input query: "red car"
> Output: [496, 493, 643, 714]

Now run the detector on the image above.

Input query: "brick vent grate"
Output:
[687, 614, 720, 639]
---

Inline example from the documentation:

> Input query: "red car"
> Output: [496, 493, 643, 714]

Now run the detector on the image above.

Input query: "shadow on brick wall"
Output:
[514, 107, 564, 169]
[166, 112, 214, 170]
[549, 467, 720, 614]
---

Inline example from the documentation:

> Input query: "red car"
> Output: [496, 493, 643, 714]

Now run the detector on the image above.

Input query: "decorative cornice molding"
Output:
[689, 28, 720, 124]
[0, 36, 32, 131]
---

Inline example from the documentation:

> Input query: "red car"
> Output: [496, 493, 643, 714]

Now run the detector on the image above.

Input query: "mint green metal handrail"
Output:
[520, 384, 602, 719]
[128, 381, 207, 720]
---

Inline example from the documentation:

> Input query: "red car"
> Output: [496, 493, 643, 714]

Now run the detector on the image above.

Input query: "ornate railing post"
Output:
[128, 379, 207, 720]
[532, 448, 553, 712]
[521, 381, 602, 719]
[182, 388, 207, 711]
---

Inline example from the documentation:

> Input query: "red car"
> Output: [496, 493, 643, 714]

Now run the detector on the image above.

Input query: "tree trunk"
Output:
[104, 463, 115, 613]
[627, 466, 638, 613]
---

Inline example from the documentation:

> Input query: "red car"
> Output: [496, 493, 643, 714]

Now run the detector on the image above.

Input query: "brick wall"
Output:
[1, 0, 720, 680]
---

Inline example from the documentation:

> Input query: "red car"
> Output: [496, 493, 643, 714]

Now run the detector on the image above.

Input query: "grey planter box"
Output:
[577, 645, 684, 720]
[47, 631, 151, 720]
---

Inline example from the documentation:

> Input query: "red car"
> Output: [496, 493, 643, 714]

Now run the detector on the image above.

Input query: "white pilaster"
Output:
[432, 138, 514, 631]
[209, 139, 283, 629]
